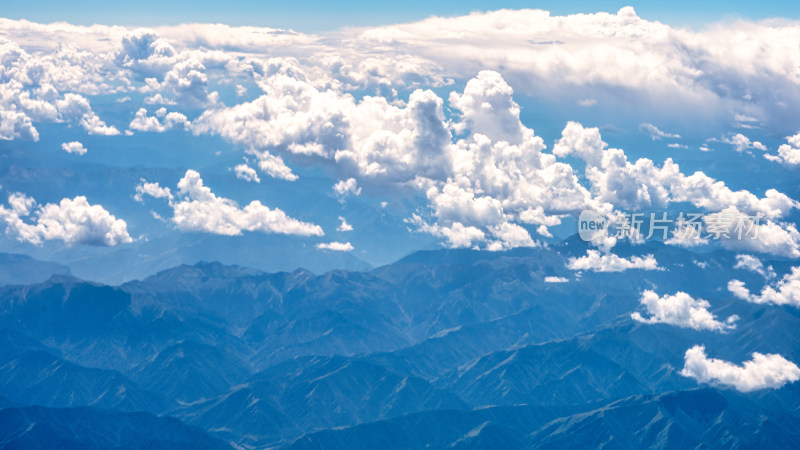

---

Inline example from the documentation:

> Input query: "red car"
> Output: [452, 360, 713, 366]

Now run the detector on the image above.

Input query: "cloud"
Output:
[702, 207, 800, 258]
[728, 266, 800, 308]
[717, 133, 766, 153]
[0, 110, 39, 141]
[681, 345, 800, 392]
[128, 107, 188, 132]
[544, 276, 569, 283]
[316, 241, 354, 251]
[765, 132, 800, 167]
[554, 122, 798, 221]
[134, 179, 173, 203]
[566, 250, 660, 272]
[251, 150, 298, 182]
[169, 170, 323, 237]
[639, 123, 680, 140]
[333, 178, 361, 197]
[733, 254, 775, 279]
[337, 216, 353, 232]
[56, 93, 120, 135]
[578, 98, 596, 107]
[60, 141, 86, 155]
[234, 164, 260, 183]
[631, 290, 738, 332]
[0, 193, 132, 246]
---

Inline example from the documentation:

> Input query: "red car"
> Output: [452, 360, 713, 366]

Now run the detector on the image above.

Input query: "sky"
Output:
[5, 0, 800, 31]
[0, 3, 799, 288]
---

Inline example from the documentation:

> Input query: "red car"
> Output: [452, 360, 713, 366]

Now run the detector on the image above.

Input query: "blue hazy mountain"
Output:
[0, 240, 799, 448]
[0, 253, 71, 286]
[0, 405, 230, 449]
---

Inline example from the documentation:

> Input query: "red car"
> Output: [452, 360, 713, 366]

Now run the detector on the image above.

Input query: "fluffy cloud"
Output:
[316, 241, 354, 251]
[553, 122, 797, 220]
[631, 290, 738, 332]
[56, 93, 119, 135]
[133, 179, 173, 203]
[0, 193, 132, 246]
[733, 254, 775, 279]
[234, 164, 260, 183]
[128, 107, 188, 132]
[60, 141, 86, 155]
[337, 216, 353, 232]
[765, 132, 800, 166]
[718, 133, 766, 153]
[728, 266, 800, 308]
[566, 250, 660, 272]
[142, 170, 323, 237]
[703, 207, 800, 258]
[681, 345, 800, 392]
[333, 178, 361, 197]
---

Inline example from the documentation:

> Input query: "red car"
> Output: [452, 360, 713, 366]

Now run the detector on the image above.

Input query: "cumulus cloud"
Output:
[316, 241, 354, 251]
[234, 164, 260, 183]
[134, 179, 173, 203]
[717, 133, 766, 153]
[164, 170, 323, 237]
[128, 107, 188, 132]
[0, 193, 132, 246]
[60, 141, 86, 155]
[337, 216, 353, 232]
[703, 207, 800, 258]
[681, 345, 800, 392]
[728, 266, 800, 308]
[631, 290, 738, 332]
[333, 178, 361, 197]
[733, 254, 775, 279]
[56, 93, 120, 135]
[765, 132, 800, 166]
[553, 122, 797, 221]
[566, 249, 660, 272]
[639, 123, 680, 140]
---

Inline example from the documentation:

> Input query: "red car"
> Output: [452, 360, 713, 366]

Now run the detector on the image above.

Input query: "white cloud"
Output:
[578, 98, 596, 107]
[333, 178, 362, 197]
[703, 207, 800, 258]
[733, 254, 775, 279]
[128, 107, 188, 132]
[0, 193, 132, 246]
[639, 123, 680, 140]
[234, 164, 260, 183]
[554, 122, 798, 221]
[170, 170, 323, 236]
[566, 249, 660, 272]
[251, 149, 298, 181]
[316, 241, 354, 251]
[681, 345, 800, 392]
[337, 216, 353, 232]
[56, 93, 120, 135]
[60, 141, 86, 155]
[134, 179, 173, 203]
[728, 266, 800, 308]
[718, 133, 766, 153]
[544, 276, 569, 283]
[765, 132, 800, 167]
[0, 110, 39, 141]
[631, 290, 738, 332]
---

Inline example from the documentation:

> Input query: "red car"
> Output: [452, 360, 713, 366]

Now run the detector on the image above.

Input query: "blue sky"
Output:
[6, 0, 800, 31]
